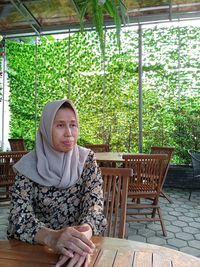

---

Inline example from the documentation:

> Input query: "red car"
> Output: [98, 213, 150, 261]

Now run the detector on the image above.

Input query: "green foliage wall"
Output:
[5, 25, 200, 164]
[141, 26, 200, 163]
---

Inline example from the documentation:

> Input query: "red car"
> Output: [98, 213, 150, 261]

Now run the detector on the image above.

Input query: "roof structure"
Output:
[0, 0, 200, 38]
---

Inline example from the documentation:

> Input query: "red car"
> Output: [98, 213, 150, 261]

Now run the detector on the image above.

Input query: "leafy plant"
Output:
[72, 0, 128, 53]
[5, 25, 200, 164]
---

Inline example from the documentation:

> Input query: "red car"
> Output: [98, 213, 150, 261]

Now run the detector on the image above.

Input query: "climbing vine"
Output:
[4, 25, 200, 164]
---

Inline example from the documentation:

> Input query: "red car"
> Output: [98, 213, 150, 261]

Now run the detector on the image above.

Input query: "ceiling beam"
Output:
[9, 0, 41, 35]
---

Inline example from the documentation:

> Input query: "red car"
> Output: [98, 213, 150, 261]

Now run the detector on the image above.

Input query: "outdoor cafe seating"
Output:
[123, 153, 168, 237]
[150, 146, 175, 203]
[86, 144, 116, 167]
[101, 167, 133, 239]
[1, 236, 200, 266]
[85, 144, 109, 152]
[188, 149, 200, 200]
[8, 138, 26, 151]
[0, 151, 27, 201]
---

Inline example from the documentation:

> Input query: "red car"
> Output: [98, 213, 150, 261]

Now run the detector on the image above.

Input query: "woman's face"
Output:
[52, 107, 79, 152]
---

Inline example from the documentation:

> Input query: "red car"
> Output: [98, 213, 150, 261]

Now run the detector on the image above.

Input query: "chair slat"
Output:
[101, 167, 133, 239]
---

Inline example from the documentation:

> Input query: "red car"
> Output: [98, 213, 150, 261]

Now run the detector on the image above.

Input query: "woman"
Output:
[7, 99, 107, 267]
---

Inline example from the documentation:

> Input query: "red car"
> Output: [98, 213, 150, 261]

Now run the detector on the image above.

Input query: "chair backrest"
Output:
[150, 146, 174, 186]
[85, 144, 109, 152]
[150, 146, 174, 160]
[0, 151, 27, 187]
[122, 154, 168, 195]
[8, 138, 26, 151]
[188, 150, 200, 178]
[101, 167, 133, 239]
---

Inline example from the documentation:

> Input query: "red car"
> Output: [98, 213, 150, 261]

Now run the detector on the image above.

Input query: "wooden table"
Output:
[0, 236, 200, 266]
[95, 152, 147, 163]
[95, 152, 125, 163]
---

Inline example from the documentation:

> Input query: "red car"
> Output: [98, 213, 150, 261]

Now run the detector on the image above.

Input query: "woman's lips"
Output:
[63, 140, 73, 146]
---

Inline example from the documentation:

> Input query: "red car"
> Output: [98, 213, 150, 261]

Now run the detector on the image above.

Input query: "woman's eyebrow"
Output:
[54, 119, 65, 123]
[54, 119, 77, 123]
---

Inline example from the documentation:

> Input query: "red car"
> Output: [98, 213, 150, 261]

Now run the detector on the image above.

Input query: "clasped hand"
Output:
[53, 224, 94, 267]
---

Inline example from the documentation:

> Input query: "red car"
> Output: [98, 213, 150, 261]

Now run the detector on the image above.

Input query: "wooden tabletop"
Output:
[0, 236, 200, 267]
[95, 152, 125, 162]
[95, 152, 148, 163]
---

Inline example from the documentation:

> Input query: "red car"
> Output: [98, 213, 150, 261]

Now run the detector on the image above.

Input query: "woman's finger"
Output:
[67, 239, 93, 256]
[83, 254, 91, 267]
[76, 255, 87, 267]
[66, 253, 80, 267]
[55, 254, 69, 267]
[74, 224, 90, 233]
[67, 253, 86, 267]
[74, 224, 93, 240]
[70, 228, 95, 249]
[60, 229, 94, 255]
[61, 247, 74, 258]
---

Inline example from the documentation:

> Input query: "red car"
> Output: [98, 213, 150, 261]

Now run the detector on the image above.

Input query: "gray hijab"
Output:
[13, 99, 90, 188]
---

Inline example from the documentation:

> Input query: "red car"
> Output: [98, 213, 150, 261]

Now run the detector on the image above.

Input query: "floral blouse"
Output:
[7, 151, 107, 244]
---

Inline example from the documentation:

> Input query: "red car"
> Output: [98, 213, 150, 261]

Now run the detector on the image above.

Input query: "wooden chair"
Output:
[0, 151, 27, 201]
[85, 144, 109, 152]
[8, 138, 26, 151]
[101, 167, 133, 238]
[188, 149, 200, 200]
[122, 154, 168, 237]
[150, 146, 175, 203]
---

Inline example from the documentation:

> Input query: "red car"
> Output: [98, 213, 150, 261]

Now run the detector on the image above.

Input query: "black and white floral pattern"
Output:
[7, 151, 107, 243]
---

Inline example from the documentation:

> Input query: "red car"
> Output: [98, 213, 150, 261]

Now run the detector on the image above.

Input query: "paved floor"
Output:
[0, 188, 200, 258]
[126, 188, 200, 258]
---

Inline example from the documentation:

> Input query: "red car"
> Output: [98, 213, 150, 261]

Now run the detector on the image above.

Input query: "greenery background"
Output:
[2, 25, 200, 164]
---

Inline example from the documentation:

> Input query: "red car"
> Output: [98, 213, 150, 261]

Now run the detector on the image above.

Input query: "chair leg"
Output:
[151, 199, 157, 218]
[152, 208, 156, 218]
[157, 207, 167, 237]
[160, 190, 173, 204]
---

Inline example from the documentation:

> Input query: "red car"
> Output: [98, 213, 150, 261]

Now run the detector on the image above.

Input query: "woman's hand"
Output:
[74, 224, 93, 240]
[34, 224, 94, 258]
[55, 250, 91, 267]
[54, 224, 93, 267]
[52, 226, 94, 256]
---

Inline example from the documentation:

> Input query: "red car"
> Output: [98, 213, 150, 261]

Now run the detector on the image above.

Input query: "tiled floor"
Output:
[0, 188, 200, 258]
[0, 201, 9, 241]
[126, 188, 200, 258]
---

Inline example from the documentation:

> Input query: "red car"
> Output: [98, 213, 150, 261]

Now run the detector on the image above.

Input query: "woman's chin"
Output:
[54, 146, 74, 153]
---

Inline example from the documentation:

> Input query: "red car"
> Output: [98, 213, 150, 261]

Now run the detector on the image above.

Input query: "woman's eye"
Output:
[57, 123, 64, 128]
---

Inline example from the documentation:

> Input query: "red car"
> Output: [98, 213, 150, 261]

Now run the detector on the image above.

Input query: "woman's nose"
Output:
[64, 126, 72, 136]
